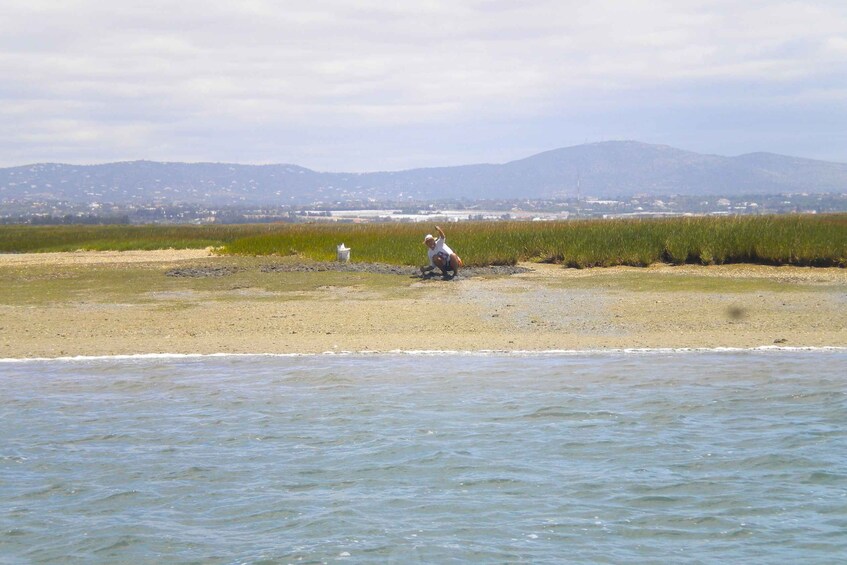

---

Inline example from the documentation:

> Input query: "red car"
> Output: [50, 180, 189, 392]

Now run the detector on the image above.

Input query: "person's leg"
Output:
[449, 253, 460, 275]
[433, 253, 455, 277]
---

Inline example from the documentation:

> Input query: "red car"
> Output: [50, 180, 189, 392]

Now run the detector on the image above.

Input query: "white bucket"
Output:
[336, 243, 351, 262]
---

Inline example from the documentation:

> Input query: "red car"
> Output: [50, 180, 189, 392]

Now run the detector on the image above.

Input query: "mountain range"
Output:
[2, 141, 846, 206]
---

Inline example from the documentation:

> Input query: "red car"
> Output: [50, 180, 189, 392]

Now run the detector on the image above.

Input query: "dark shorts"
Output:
[434, 251, 449, 265]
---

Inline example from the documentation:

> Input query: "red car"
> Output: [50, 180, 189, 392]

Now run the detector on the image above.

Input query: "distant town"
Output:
[1, 192, 846, 225]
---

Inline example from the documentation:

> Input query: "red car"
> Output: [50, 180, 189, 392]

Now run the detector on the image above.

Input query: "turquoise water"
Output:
[2, 351, 846, 563]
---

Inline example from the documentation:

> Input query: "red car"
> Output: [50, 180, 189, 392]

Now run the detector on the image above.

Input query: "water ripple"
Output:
[1, 351, 846, 563]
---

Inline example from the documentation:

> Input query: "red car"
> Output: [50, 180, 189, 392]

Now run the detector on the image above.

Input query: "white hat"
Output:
[424, 234, 435, 243]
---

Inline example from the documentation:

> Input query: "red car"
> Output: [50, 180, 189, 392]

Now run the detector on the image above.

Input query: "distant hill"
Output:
[2, 141, 846, 206]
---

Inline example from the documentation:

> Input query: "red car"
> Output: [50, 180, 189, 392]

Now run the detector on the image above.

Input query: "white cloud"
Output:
[1, 0, 846, 169]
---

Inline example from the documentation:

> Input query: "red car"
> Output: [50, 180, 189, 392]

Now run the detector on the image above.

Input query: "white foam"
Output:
[1, 345, 845, 363]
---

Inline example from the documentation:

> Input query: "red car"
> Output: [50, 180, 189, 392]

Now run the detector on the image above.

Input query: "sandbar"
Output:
[1, 250, 845, 358]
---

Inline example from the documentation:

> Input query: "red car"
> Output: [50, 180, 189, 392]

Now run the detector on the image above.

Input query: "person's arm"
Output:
[435, 225, 446, 240]
[421, 250, 435, 272]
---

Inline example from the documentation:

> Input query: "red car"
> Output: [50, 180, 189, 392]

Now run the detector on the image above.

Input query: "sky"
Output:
[2, 0, 846, 171]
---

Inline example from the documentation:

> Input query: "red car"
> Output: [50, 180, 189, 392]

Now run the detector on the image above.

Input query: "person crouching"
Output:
[421, 225, 463, 278]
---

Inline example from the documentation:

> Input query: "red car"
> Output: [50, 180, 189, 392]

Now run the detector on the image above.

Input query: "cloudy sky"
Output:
[2, 0, 846, 171]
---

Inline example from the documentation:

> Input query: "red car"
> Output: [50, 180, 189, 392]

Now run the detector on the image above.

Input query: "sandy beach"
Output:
[1, 249, 845, 358]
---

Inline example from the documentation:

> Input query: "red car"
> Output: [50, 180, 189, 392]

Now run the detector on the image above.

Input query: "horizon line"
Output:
[3, 140, 840, 173]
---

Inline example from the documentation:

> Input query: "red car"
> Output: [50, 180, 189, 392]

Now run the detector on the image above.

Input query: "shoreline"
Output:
[3, 345, 847, 363]
[2, 250, 845, 359]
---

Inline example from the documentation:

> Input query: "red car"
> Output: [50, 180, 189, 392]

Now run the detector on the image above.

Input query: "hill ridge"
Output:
[2, 141, 846, 205]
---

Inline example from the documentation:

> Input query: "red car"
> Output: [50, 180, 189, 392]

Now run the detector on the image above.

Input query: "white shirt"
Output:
[427, 236, 454, 266]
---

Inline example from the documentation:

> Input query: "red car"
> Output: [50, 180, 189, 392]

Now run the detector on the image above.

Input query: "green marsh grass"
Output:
[0, 224, 275, 253]
[221, 215, 847, 268]
[2, 215, 845, 268]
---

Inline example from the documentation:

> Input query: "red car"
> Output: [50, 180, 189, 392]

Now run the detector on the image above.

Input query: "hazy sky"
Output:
[2, 0, 846, 171]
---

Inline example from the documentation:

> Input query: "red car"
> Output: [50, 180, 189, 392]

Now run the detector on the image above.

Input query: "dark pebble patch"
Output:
[259, 262, 531, 278]
[165, 266, 242, 278]
[165, 262, 530, 278]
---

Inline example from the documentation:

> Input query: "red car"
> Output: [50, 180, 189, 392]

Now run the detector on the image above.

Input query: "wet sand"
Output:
[1, 250, 845, 358]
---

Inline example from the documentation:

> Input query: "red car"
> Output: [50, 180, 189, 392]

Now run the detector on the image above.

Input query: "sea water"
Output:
[1, 350, 846, 564]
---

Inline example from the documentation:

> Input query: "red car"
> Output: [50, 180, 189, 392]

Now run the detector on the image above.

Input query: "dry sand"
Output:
[1, 249, 845, 358]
